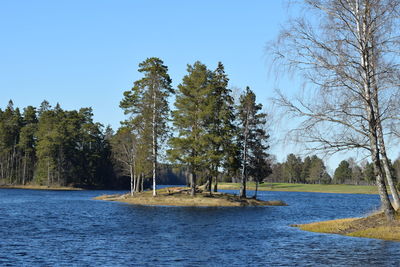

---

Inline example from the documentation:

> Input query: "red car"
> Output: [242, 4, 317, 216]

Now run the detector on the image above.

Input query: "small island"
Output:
[94, 187, 287, 207]
[294, 211, 400, 242]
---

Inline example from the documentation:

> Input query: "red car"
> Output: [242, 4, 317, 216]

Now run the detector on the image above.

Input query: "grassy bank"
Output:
[94, 187, 287, 207]
[0, 184, 82, 191]
[294, 212, 400, 241]
[218, 182, 378, 194]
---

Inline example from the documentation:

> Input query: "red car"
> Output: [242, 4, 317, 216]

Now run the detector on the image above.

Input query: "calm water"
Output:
[0, 188, 399, 266]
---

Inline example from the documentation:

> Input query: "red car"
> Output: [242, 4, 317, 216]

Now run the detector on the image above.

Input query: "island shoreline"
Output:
[94, 187, 288, 207]
[293, 211, 400, 242]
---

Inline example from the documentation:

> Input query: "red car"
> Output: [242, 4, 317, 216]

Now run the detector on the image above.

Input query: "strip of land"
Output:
[0, 182, 380, 194]
[218, 182, 378, 194]
[293, 212, 400, 241]
[94, 187, 287, 207]
[0, 184, 82, 191]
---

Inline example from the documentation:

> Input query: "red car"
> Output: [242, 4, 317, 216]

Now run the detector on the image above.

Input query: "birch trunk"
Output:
[369, 27, 400, 210]
[130, 164, 134, 196]
[355, 1, 395, 219]
[152, 87, 157, 197]
[376, 111, 400, 209]
[240, 109, 249, 198]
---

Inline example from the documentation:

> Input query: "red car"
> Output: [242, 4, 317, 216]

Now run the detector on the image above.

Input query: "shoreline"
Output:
[94, 187, 287, 207]
[0, 184, 83, 191]
[218, 183, 378, 195]
[293, 211, 400, 242]
[0, 182, 380, 195]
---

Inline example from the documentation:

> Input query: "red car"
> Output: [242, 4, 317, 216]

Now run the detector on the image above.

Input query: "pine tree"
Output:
[120, 57, 173, 196]
[248, 130, 271, 198]
[204, 62, 236, 192]
[283, 154, 302, 183]
[18, 106, 38, 184]
[237, 87, 269, 198]
[168, 61, 211, 196]
[307, 155, 329, 184]
[301, 156, 312, 183]
[333, 160, 352, 184]
[363, 162, 376, 185]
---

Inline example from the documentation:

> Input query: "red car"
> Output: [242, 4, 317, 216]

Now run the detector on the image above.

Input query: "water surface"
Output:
[0, 188, 399, 266]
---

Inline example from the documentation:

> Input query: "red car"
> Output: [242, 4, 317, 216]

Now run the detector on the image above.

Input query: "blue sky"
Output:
[2, 0, 394, 170]
[0, 1, 286, 122]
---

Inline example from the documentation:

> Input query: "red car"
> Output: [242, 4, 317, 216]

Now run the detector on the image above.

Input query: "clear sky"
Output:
[1, 1, 396, 170]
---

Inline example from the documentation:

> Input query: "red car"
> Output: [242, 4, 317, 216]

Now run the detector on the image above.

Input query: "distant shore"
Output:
[0, 184, 82, 191]
[218, 182, 378, 195]
[293, 211, 400, 242]
[0, 182, 380, 194]
[94, 187, 287, 207]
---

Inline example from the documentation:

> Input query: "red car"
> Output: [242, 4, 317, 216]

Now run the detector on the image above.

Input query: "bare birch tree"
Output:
[270, 0, 400, 219]
[111, 127, 138, 196]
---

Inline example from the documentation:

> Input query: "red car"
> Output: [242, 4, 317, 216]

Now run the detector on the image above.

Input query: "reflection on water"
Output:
[0, 188, 399, 266]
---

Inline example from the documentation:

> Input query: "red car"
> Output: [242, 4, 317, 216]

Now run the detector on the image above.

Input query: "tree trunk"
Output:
[254, 181, 258, 199]
[369, 35, 400, 210]
[141, 173, 144, 192]
[152, 89, 157, 197]
[190, 171, 196, 196]
[371, 146, 395, 220]
[22, 152, 27, 185]
[378, 127, 400, 210]
[213, 164, 218, 192]
[134, 174, 142, 193]
[240, 109, 250, 198]
[208, 175, 212, 196]
[47, 159, 50, 187]
[130, 165, 134, 196]
[356, 4, 395, 220]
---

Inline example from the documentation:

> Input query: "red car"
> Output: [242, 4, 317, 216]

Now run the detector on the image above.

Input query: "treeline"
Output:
[114, 58, 270, 197]
[267, 154, 330, 184]
[0, 100, 115, 187]
[267, 153, 400, 187]
[332, 159, 400, 186]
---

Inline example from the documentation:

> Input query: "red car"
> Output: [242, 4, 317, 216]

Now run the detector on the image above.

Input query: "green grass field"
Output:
[218, 182, 378, 194]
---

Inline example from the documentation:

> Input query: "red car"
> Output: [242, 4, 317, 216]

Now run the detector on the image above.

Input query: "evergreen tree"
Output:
[18, 106, 38, 184]
[333, 160, 352, 184]
[301, 156, 312, 183]
[204, 62, 236, 192]
[363, 162, 376, 185]
[237, 87, 269, 198]
[0, 101, 23, 183]
[282, 154, 302, 183]
[307, 155, 330, 184]
[0, 100, 116, 188]
[348, 158, 363, 185]
[120, 57, 173, 196]
[168, 61, 212, 196]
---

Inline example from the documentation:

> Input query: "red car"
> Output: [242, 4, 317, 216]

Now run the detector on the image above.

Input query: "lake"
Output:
[0, 188, 399, 266]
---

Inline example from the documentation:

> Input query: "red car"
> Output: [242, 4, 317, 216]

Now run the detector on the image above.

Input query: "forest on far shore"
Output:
[1, 62, 399, 191]
[0, 100, 185, 189]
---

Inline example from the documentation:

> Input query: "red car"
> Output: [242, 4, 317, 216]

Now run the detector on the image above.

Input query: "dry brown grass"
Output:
[94, 187, 287, 207]
[295, 211, 400, 241]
